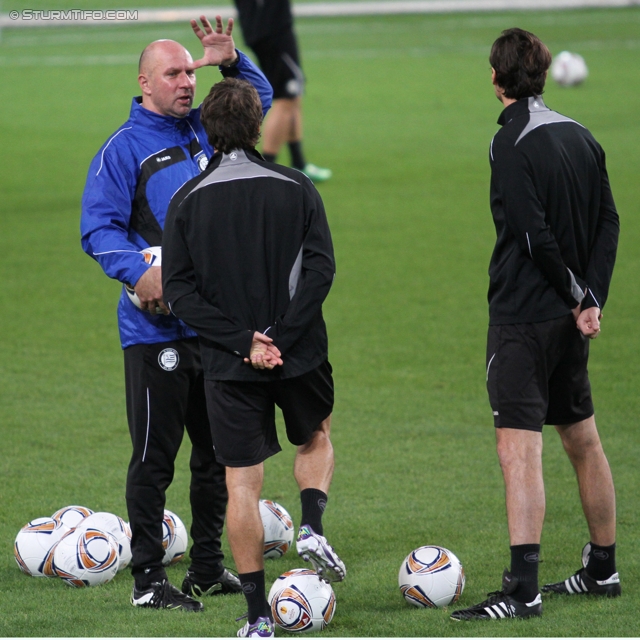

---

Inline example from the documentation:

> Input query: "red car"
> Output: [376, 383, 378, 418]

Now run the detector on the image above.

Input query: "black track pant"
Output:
[124, 338, 228, 587]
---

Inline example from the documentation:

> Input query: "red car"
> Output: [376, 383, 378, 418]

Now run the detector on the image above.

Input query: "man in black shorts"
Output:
[162, 77, 345, 638]
[451, 28, 620, 622]
[234, 0, 332, 182]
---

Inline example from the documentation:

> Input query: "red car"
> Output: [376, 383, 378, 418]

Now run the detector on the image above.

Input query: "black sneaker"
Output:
[181, 568, 242, 597]
[451, 570, 542, 621]
[542, 567, 621, 597]
[131, 579, 204, 611]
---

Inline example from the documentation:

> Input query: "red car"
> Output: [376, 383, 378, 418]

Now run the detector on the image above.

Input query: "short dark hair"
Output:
[200, 78, 262, 154]
[490, 28, 551, 100]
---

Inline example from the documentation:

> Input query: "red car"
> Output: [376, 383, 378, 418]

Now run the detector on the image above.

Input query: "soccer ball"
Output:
[14, 517, 71, 577]
[53, 527, 120, 587]
[551, 51, 588, 87]
[51, 505, 94, 529]
[76, 512, 132, 571]
[125, 247, 162, 309]
[268, 569, 336, 632]
[260, 499, 294, 559]
[162, 509, 188, 566]
[398, 545, 465, 608]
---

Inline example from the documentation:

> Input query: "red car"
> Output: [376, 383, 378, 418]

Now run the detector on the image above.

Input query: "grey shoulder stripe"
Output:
[515, 95, 584, 145]
[181, 149, 298, 203]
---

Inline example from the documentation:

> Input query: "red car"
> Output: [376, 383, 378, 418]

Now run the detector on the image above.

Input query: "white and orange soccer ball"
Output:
[260, 499, 294, 559]
[76, 512, 132, 571]
[398, 545, 465, 608]
[53, 527, 120, 587]
[268, 568, 336, 632]
[125, 247, 162, 308]
[51, 505, 94, 530]
[14, 517, 71, 577]
[162, 509, 188, 566]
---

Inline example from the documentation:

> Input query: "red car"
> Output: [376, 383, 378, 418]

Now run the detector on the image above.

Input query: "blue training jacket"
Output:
[81, 51, 272, 349]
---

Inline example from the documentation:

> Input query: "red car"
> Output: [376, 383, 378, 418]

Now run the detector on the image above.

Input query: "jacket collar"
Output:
[497, 95, 548, 126]
[208, 147, 264, 166]
[129, 97, 198, 136]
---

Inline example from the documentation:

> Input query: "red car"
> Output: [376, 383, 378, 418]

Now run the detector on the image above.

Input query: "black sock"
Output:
[510, 544, 540, 602]
[586, 542, 616, 580]
[288, 141, 306, 170]
[263, 152, 276, 163]
[239, 570, 269, 623]
[300, 488, 327, 536]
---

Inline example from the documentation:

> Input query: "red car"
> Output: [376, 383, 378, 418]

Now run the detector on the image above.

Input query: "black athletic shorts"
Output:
[204, 360, 334, 467]
[249, 29, 305, 99]
[486, 315, 594, 432]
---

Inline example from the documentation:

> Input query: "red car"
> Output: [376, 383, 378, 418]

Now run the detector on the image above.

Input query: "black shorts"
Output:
[204, 360, 334, 467]
[249, 29, 305, 99]
[486, 316, 594, 432]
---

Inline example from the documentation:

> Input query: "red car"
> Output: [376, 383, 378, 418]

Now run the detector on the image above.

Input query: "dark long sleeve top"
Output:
[488, 96, 619, 325]
[162, 148, 335, 381]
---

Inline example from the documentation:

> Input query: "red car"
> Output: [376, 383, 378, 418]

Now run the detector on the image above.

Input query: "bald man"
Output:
[81, 16, 272, 611]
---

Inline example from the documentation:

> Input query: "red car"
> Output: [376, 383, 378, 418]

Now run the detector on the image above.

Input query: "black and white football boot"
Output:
[541, 543, 621, 597]
[450, 570, 542, 621]
[131, 578, 204, 611]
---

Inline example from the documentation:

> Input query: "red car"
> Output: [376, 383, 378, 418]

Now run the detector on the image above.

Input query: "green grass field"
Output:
[1, 6, 639, 637]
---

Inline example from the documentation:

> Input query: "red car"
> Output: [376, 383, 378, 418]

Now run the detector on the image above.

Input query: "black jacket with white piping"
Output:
[488, 95, 619, 325]
[162, 148, 335, 381]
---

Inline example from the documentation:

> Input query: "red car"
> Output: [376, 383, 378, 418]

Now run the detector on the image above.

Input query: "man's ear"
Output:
[491, 68, 497, 85]
[138, 73, 151, 96]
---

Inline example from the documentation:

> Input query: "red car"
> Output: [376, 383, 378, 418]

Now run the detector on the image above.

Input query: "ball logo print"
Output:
[275, 585, 314, 631]
[398, 546, 465, 608]
[268, 569, 336, 633]
[158, 348, 179, 371]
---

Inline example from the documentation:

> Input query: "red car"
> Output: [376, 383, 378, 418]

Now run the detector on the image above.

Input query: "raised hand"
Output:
[190, 15, 238, 69]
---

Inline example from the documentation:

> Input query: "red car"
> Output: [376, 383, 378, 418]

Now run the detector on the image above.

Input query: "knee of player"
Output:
[496, 429, 542, 467]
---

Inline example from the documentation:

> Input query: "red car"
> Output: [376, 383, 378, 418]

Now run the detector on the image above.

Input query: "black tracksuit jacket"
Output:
[488, 95, 619, 325]
[162, 148, 335, 381]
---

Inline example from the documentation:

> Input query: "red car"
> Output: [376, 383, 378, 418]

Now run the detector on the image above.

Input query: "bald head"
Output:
[137, 39, 197, 119]
[139, 39, 191, 74]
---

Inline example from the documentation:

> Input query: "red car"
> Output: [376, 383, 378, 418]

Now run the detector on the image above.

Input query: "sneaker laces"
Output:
[480, 590, 508, 606]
